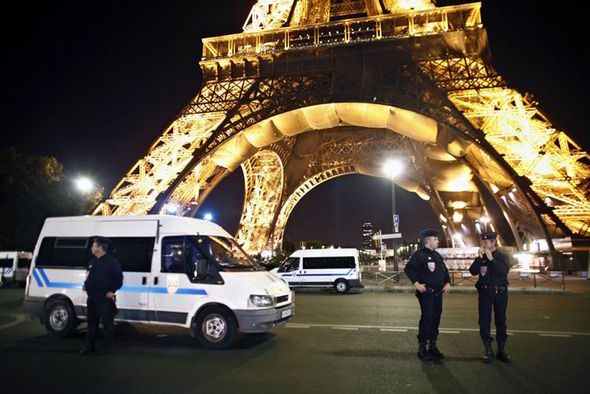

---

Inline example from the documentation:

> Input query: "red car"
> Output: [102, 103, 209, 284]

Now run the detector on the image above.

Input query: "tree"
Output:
[0, 148, 102, 251]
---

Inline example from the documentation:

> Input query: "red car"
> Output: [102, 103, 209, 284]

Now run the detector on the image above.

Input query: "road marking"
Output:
[286, 324, 310, 329]
[0, 314, 26, 331]
[539, 334, 572, 338]
[285, 323, 590, 337]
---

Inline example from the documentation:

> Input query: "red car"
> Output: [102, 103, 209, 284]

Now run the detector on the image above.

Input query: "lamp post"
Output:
[383, 159, 403, 274]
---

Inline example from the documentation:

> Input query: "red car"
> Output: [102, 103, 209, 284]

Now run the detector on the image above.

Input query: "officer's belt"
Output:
[477, 284, 507, 291]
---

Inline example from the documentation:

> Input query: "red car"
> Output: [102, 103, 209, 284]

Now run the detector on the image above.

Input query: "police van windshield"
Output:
[196, 236, 258, 269]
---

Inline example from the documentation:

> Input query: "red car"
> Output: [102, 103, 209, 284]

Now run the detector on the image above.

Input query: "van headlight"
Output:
[248, 295, 274, 308]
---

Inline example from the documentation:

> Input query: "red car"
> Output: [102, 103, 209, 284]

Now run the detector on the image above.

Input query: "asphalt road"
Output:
[1, 288, 589, 394]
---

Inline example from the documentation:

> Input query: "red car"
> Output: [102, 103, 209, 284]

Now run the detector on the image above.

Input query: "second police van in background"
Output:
[272, 248, 363, 293]
[24, 215, 294, 349]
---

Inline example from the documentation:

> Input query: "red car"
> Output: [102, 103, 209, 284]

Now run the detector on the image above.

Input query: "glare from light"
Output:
[479, 216, 490, 224]
[163, 203, 178, 215]
[382, 158, 404, 179]
[452, 211, 463, 223]
[75, 177, 94, 193]
[203, 213, 213, 221]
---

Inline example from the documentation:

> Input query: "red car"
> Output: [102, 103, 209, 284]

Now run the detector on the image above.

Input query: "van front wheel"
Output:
[334, 279, 350, 294]
[44, 299, 77, 337]
[194, 307, 237, 350]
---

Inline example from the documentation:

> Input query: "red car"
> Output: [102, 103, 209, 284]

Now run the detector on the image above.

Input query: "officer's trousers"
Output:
[416, 289, 443, 342]
[478, 286, 508, 344]
[86, 295, 117, 349]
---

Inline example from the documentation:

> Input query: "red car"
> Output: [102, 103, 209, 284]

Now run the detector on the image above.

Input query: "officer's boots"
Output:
[428, 339, 444, 360]
[418, 342, 432, 360]
[483, 341, 495, 363]
[496, 342, 510, 362]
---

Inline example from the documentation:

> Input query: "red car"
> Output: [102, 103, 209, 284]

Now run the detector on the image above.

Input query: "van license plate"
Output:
[281, 309, 292, 318]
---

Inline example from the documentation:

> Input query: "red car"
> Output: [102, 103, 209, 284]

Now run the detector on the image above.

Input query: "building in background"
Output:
[362, 223, 374, 250]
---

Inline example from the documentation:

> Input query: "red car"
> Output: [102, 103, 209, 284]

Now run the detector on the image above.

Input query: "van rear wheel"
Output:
[44, 299, 77, 337]
[194, 307, 237, 350]
[334, 279, 350, 294]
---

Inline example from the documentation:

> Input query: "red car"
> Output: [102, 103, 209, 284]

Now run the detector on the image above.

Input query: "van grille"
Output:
[275, 295, 289, 304]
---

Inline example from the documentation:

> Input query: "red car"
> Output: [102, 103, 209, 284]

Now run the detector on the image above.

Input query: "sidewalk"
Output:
[360, 271, 590, 294]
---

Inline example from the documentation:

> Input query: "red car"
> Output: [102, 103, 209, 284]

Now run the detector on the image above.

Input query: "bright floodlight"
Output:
[164, 204, 178, 215]
[383, 158, 403, 178]
[203, 213, 213, 221]
[75, 177, 94, 193]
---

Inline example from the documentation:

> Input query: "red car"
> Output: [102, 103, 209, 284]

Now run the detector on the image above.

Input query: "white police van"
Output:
[272, 248, 363, 293]
[24, 215, 294, 349]
[0, 251, 32, 287]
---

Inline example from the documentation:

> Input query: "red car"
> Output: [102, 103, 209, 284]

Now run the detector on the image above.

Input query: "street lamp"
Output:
[203, 213, 213, 221]
[75, 177, 94, 193]
[383, 158, 404, 274]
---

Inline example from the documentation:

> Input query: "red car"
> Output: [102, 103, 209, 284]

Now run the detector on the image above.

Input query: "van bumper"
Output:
[234, 303, 295, 333]
[24, 296, 44, 319]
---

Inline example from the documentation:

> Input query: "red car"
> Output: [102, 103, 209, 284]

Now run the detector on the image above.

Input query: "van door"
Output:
[277, 257, 301, 286]
[150, 236, 209, 325]
[95, 220, 158, 322]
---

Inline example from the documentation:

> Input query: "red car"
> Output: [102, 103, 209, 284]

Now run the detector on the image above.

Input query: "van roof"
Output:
[42, 215, 232, 238]
[289, 248, 359, 258]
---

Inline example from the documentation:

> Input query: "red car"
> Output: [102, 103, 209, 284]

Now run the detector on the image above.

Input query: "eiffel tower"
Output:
[94, 0, 590, 260]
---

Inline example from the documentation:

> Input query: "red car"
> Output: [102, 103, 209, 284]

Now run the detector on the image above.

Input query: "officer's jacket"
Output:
[469, 250, 510, 286]
[85, 254, 123, 296]
[404, 247, 450, 289]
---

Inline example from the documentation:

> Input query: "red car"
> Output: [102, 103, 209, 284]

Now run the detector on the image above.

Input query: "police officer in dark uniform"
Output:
[80, 237, 123, 355]
[469, 232, 510, 363]
[404, 228, 451, 361]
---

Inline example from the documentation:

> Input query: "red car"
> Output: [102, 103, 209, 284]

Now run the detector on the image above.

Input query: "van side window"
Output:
[331, 257, 355, 269]
[303, 257, 328, 269]
[302, 257, 355, 269]
[161, 237, 185, 273]
[278, 257, 300, 272]
[36, 237, 90, 268]
[110, 237, 154, 273]
[161, 236, 209, 278]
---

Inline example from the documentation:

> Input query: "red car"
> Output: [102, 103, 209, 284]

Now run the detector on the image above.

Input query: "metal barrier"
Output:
[517, 271, 566, 290]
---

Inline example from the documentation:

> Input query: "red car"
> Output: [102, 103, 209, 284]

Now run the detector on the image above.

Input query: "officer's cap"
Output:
[419, 228, 439, 239]
[480, 232, 497, 240]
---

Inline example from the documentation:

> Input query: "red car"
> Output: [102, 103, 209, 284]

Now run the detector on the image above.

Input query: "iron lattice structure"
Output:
[94, 0, 590, 261]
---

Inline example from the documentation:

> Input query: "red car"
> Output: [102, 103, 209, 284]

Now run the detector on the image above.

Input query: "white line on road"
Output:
[539, 334, 572, 338]
[0, 314, 26, 331]
[285, 323, 590, 337]
[439, 330, 460, 334]
[286, 324, 310, 329]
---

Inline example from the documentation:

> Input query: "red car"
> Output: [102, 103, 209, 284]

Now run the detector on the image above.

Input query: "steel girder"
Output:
[94, 2, 590, 262]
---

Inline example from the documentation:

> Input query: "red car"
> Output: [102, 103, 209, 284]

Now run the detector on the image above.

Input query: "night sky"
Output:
[2, 0, 587, 248]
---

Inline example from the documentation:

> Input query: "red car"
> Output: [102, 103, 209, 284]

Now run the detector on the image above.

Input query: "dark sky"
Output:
[1, 0, 587, 248]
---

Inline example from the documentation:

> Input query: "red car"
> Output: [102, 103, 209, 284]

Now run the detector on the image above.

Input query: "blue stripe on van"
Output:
[34, 268, 207, 295]
[32, 269, 43, 287]
[176, 288, 207, 295]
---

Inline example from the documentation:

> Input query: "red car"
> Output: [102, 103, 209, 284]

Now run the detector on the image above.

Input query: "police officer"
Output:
[80, 237, 123, 355]
[469, 232, 510, 363]
[404, 228, 451, 361]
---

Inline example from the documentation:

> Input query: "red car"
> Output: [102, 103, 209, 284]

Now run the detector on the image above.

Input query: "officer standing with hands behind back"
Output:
[80, 236, 123, 355]
[469, 232, 511, 363]
[404, 228, 451, 361]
